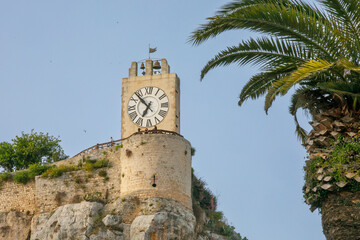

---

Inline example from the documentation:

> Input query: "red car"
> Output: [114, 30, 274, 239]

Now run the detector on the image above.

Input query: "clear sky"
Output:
[0, 1, 324, 239]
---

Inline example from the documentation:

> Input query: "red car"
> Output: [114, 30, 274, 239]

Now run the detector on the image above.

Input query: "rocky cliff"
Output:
[0, 133, 245, 240]
[0, 196, 238, 240]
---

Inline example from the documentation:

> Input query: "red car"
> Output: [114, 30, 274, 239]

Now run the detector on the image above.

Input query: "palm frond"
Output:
[238, 65, 295, 106]
[263, 59, 334, 113]
[190, 0, 338, 60]
[317, 81, 360, 98]
[280, 59, 334, 94]
[200, 37, 307, 79]
[319, 0, 360, 60]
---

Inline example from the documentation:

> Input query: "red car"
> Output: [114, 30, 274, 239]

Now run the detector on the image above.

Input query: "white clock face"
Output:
[127, 86, 169, 127]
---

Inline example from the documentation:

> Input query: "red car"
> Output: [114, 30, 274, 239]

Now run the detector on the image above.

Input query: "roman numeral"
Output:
[158, 110, 167, 118]
[146, 119, 152, 127]
[136, 89, 143, 97]
[130, 97, 138, 104]
[129, 111, 138, 121]
[161, 102, 168, 108]
[155, 88, 160, 96]
[155, 117, 161, 124]
[136, 117, 143, 126]
[128, 105, 135, 112]
[159, 94, 166, 100]
[145, 87, 153, 95]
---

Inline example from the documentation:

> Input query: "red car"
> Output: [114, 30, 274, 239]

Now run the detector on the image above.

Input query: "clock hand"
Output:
[142, 102, 153, 117]
[135, 92, 149, 107]
[147, 101, 153, 112]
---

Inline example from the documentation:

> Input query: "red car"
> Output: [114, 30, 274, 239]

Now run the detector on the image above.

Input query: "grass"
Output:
[0, 157, 110, 185]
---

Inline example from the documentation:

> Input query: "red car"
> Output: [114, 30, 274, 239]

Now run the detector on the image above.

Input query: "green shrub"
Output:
[84, 158, 97, 164]
[191, 147, 196, 156]
[207, 211, 246, 239]
[82, 162, 94, 172]
[13, 171, 30, 184]
[84, 192, 102, 202]
[28, 164, 50, 178]
[74, 176, 82, 184]
[93, 159, 109, 169]
[41, 165, 76, 178]
[0, 172, 12, 181]
[192, 172, 217, 211]
[82, 159, 109, 172]
[98, 170, 107, 177]
[115, 144, 123, 151]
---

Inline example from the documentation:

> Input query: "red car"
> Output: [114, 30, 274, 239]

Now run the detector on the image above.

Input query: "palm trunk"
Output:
[321, 191, 360, 240]
[304, 109, 360, 240]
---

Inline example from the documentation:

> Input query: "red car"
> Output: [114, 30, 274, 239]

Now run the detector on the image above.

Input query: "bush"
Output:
[192, 172, 217, 211]
[98, 170, 107, 177]
[82, 159, 109, 172]
[82, 162, 94, 172]
[41, 165, 77, 178]
[28, 163, 50, 178]
[93, 159, 109, 169]
[0, 172, 12, 181]
[13, 171, 30, 184]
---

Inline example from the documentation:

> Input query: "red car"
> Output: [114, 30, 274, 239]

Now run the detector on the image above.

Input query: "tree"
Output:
[0, 130, 68, 172]
[190, 0, 360, 239]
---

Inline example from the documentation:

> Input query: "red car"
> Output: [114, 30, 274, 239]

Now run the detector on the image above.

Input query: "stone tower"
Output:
[120, 59, 192, 209]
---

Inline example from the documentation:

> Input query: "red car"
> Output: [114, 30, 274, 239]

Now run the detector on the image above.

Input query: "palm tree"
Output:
[190, 0, 360, 239]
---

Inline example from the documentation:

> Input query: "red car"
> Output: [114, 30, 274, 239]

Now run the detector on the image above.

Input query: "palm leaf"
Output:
[319, 0, 360, 60]
[317, 81, 360, 98]
[280, 59, 334, 94]
[239, 72, 282, 106]
[190, 0, 337, 59]
[200, 37, 307, 79]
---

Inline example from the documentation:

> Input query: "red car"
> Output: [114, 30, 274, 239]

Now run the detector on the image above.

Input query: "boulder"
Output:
[31, 201, 103, 240]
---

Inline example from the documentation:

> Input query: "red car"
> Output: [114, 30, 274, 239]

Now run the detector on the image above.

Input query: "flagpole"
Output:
[148, 44, 150, 59]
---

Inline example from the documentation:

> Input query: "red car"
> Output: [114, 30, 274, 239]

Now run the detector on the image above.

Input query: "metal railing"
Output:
[73, 129, 182, 158]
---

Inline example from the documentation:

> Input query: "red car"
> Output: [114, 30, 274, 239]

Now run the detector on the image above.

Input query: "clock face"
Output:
[127, 86, 169, 128]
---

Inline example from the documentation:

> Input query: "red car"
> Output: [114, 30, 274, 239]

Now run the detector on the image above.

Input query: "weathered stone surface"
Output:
[0, 211, 32, 240]
[31, 201, 103, 240]
[27, 197, 205, 240]
[197, 231, 228, 240]
[130, 215, 155, 240]
[102, 214, 122, 228]
[89, 229, 124, 240]
[130, 211, 195, 240]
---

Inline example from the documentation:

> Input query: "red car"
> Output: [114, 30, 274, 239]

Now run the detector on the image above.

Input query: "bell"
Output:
[140, 62, 145, 70]
[153, 61, 161, 69]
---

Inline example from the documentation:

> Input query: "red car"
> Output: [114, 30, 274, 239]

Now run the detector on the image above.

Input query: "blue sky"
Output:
[0, 1, 324, 239]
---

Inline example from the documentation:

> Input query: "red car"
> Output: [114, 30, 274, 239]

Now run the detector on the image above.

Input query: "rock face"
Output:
[26, 198, 199, 240]
[130, 212, 195, 239]
[31, 201, 104, 240]
[0, 196, 238, 240]
[0, 211, 32, 240]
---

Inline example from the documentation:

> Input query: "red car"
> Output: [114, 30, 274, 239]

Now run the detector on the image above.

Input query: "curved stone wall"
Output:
[120, 133, 192, 209]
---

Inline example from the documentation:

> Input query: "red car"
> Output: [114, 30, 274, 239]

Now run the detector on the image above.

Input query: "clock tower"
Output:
[119, 59, 192, 210]
[121, 59, 180, 138]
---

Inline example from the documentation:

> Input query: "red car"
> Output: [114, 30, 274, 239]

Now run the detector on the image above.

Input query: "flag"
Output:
[149, 47, 157, 53]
